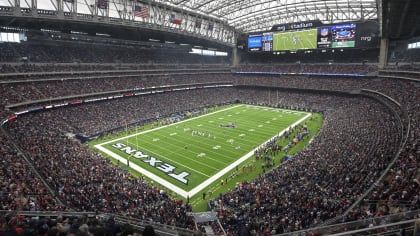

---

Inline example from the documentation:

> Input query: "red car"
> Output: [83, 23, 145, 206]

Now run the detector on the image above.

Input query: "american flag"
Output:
[170, 14, 182, 25]
[134, 5, 148, 18]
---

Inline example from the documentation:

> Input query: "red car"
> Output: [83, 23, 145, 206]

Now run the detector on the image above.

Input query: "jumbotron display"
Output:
[247, 21, 378, 52]
[273, 28, 317, 51]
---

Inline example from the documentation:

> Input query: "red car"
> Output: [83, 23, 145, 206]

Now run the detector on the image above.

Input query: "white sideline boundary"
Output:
[98, 105, 242, 146]
[95, 105, 312, 198]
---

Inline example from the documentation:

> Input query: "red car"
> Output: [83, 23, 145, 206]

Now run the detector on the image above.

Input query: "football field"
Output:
[95, 104, 311, 198]
[273, 29, 317, 51]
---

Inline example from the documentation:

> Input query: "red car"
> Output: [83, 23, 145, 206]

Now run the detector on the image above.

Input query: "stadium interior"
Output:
[0, 0, 419, 235]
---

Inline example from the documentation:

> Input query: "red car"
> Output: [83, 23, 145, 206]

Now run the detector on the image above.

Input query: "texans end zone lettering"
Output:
[112, 143, 190, 185]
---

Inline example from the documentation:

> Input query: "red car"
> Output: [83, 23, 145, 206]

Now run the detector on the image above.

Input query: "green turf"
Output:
[191, 111, 323, 211]
[273, 29, 317, 51]
[89, 104, 322, 211]
[94, 104, 311, 196]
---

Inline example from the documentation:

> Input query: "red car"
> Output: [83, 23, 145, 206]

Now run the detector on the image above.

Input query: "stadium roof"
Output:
[157, 0, 379, 33]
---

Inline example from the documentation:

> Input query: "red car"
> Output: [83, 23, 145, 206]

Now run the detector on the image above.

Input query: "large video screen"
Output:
[248, 36, 262, 51]
[317, 23, 356, 48]
[331, 23, 356, 48]
[261, 32, 273, 51]
[247, 21, 371, 52]
[317, 27, 332, 48]
[273, 29, 317, 51]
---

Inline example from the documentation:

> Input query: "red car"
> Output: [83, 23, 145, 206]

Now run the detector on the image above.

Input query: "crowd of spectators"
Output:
[0, 133, 60, 212]
[230, 70, 419, 233]
[0, 40, 230, 64]
[0, 73, 233, 105]
[344, 78, 420, 222]
[382, 63, 420, 72]
[0, 62, 383, 121]
[0, 67, 233, 120]
[236, 63, 378, 74]
[227, 70, 418, 233]
[388, 48, 420, 63]
[0, 212, 162, 236]
[1, 88, 237, 231]
[0, 66, 232, 122]
[0, 63, 123, 73]
[0, 61, 418, 235]
[0, 63, 230, 74]
[212, 91, 401, 234]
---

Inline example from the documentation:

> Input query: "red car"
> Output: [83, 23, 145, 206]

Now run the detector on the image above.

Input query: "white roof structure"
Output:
[156, 0, 378, 32]
[0, 0, 379, 45]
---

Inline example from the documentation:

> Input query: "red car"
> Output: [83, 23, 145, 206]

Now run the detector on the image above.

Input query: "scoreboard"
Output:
[262, 32, 273, 51]
[317, 23, 356, 48]
[246, 20, 378, 52]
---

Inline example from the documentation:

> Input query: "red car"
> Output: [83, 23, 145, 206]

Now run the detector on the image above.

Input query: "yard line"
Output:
[96, 111, 312, 198]
[143, 127, 240, 158]
[94, 144, 188, 197]
[186, 112, 313, 198]
[140, 131, 238, 164]
[128, 137, 221, 172]
[127, 141, 212, 177]
[98, 104, 243, 146]
[107, 105, 306, 170]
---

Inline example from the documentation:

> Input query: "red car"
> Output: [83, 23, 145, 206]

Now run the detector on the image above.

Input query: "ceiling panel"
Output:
[156, 0, 378, 32]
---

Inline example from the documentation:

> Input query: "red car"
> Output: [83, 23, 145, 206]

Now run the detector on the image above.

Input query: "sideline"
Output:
[98, 104, 242, 146]
[95, 106, 312, 198]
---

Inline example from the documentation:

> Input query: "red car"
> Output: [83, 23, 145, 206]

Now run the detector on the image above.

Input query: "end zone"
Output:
[95, 107, 312, 198]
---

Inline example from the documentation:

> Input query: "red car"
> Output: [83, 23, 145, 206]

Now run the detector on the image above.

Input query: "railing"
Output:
[0, 210, 198, 235]
[276, 210, 420, 236]
[2, 205, 418, 235]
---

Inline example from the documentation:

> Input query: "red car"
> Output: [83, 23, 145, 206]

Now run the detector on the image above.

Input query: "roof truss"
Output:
[157, 0, 378, 32]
